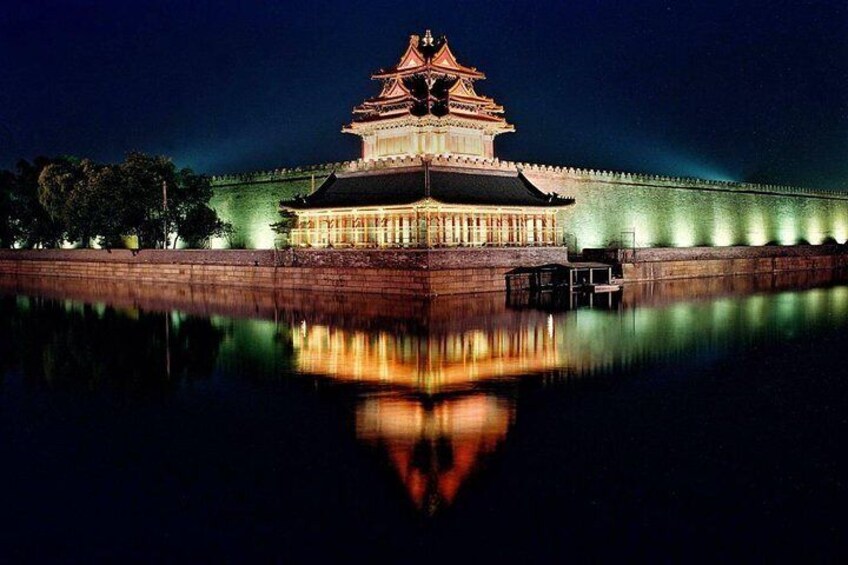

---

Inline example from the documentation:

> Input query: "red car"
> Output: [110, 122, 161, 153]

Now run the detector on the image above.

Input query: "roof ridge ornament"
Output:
[422, 29, 434, 47]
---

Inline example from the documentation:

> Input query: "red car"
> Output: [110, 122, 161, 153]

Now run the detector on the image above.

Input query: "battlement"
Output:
[211, 155, 848, 200]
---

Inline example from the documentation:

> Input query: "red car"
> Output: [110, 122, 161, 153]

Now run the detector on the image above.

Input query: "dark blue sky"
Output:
[1, 0, 846, 188]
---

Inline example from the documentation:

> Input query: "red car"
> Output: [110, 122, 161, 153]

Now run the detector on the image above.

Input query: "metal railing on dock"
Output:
[505, 263, 618, 293]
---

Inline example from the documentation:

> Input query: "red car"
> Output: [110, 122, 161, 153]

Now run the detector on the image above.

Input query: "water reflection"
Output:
[294, 318, 558, 391]
[357, 395, 513, 514]
[1, 295, 224, 393]
[2, 269, 848, 516]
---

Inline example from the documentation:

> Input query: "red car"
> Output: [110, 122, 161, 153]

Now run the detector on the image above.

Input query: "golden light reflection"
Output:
[356, 395, 513, 514]
[288, 305, 555, 511]
[293, 322, 559, 393]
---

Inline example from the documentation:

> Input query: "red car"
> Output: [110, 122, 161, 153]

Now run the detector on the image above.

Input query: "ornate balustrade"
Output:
[287, 225, 566, 248]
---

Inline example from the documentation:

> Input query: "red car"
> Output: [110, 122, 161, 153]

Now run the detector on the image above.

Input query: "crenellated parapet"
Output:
[211, 163, 342, 186]
[212, 155, 847, 200]
[549, 166, 848, 200]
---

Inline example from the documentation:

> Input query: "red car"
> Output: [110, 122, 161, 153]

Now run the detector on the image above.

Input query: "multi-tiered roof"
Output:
[344, 30, 514, 137]
[282, 165, 575, 210]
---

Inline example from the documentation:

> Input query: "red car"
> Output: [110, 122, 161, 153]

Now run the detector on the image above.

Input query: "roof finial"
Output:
[422, 29, 434, 46]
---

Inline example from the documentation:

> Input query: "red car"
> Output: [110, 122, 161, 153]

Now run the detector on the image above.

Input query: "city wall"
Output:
[210, 156, 848, 251]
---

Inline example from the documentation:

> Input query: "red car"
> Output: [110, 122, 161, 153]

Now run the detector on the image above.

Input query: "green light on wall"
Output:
[250, 217, 278, 249]
[832, 215, 848, 243]
[672, 214, 695, 247]
[211, 171, 848, 251]
[805, 216, 824, 244]
[210, 236, 229, 250]
[745, 207, 768, 246]
[632, 212, 654, 248]
[779, 220, 798, 245]
[712, 215, 735, 246]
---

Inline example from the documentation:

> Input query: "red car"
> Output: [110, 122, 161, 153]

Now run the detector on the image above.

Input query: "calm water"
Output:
[1, 274, 847, 561]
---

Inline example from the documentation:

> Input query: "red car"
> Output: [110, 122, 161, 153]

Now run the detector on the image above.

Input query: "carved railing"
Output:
[287, 225, 567, 248]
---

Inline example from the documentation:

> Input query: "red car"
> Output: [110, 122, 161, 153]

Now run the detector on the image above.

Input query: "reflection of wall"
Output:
[555, 285, 848, 376]
[356, 395, 513, 514]
[619, 269, 848, 308]
[7, 271, 848, 387]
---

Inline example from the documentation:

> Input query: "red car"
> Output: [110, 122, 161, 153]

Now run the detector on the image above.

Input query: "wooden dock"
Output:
[505, 262, 619, 293]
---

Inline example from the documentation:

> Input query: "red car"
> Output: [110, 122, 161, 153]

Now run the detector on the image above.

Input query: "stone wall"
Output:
[0, 248, 569, 296]
[583, 244, 848, 281]
[528, 168, 848, 251]
[210, 156, 848, 251]
[584, 244, 848, 263]
[3, 246, 847, 295]
[210, 174, 327, 249]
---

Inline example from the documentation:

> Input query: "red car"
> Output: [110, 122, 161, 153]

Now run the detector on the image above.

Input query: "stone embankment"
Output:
[1, 245, 846, 296]
[0, 248, 570, 296]
[583, 245, 848, 281]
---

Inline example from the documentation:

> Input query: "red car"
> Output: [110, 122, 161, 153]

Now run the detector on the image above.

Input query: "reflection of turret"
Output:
[293, 322, 558, 393]
[356, 394, 513, 515]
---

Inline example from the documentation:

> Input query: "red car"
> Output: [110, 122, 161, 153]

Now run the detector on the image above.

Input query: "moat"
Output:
[2, 274, 846, 561]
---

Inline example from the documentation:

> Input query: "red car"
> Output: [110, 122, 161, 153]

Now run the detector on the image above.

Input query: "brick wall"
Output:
[2, 246, 846, 294]
[593, 245, 848, 281]
[584, 244, 848, 263]
[0, 248, 570, 296]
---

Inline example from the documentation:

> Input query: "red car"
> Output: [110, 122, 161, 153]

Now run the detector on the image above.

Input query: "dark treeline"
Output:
[0, 152, 230, 249]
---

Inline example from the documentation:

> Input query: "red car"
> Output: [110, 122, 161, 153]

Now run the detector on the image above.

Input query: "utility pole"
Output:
[162, 180, 168, 249]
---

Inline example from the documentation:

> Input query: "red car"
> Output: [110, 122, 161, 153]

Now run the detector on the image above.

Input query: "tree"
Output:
[38, 158, 132, 248]
[176, 204, 231, 248]
[112, 152, 229, 249]
[38, 158, 92, 246]
[37, 158, 82, 221]
[81, 163, 130, 248]
[117, 152, 177, 248]
[13, 158, 66, 248]
[270, 209, 298, 247]
[170, 167, 231, 248]
[11, 152, 228, 249]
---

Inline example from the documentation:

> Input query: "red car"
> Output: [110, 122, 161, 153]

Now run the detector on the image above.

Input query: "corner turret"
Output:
[343, 31, 514, 160]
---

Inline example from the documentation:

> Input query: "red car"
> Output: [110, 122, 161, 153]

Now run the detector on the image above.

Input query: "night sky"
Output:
[1, 0, 846, 188]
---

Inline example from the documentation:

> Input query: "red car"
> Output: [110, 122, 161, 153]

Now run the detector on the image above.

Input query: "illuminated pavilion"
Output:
[282, 31, 574, 248]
